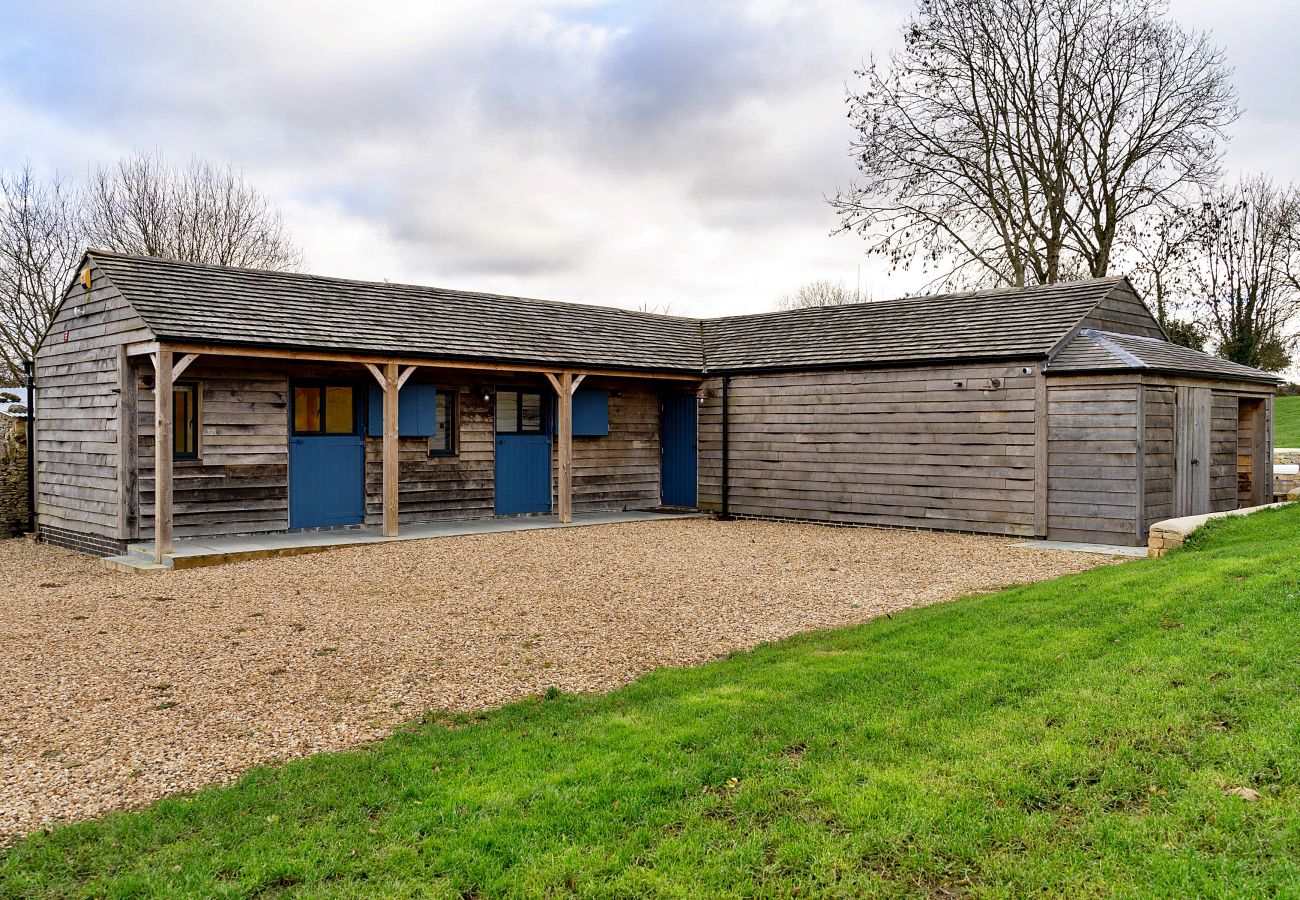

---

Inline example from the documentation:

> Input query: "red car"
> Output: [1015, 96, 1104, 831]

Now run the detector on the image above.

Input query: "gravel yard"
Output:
[0, 518, 1112, 843]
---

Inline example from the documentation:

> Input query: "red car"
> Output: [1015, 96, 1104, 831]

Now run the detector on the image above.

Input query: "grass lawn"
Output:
[1276, 395, 1300, 447]
[5, 511, 1300, 898]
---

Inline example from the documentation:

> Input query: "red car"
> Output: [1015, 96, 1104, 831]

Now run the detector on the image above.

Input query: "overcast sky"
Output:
[3, 0, 1298, 317]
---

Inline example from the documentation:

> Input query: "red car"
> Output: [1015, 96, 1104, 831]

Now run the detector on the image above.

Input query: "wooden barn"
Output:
[34, 251, 1278, 562]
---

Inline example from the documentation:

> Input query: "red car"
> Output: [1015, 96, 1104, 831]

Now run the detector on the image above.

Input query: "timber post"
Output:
[546, 371, 585, 524]
[383, 361, 399, 537]
[153, 348, 173, 564]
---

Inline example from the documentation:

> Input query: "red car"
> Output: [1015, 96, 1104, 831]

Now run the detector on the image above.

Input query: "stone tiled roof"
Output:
[1047, 329, 1280, 384]
[81, 251, 1278, 385]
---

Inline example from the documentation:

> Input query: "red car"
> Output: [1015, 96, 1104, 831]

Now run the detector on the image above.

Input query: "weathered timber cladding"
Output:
[1079, 285, 1166, 339]
[34, 265, 151, 539]
[363, 384, 495, 524]
[137, 361, 290, 539]
[1143, 386, 1175, 531]
[568, 385, 660, 512]
[1210, 392, 1240, 512]
[1046, 378, 1140, 545]
[698, 363, 1040, 535]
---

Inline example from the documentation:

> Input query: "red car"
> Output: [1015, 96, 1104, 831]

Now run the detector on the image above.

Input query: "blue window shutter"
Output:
[413, 384, 438, 436]
[572, 388, 609, 436]
[369, 383, 437, 436]
[367, 384, 383, 436]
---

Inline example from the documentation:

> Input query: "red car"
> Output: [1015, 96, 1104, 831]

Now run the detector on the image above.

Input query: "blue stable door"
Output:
[288, 383, 365, 528]
[494, 387, 553, 515]
[661, 394, 697, 507]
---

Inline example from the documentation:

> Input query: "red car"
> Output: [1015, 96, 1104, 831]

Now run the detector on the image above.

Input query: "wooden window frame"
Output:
[173, 381, 201, 461]
[291, 380, 361, 436]
[428, 388, 459, 457]
[495, 387, 546, 435]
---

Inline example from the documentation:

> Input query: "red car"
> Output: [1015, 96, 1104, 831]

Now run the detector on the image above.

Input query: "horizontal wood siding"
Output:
[697, 364, 1040, 535]
[1143, 385, 1175, 531]
[364, 385, 495, 524]
[34, 265, 152, 537]
[1046, 378, 1140, 545]
[1081, 285, 1165, 339]
[1210, 393, 1239, 512]
[569, 386, 660, 512]
[139, 364, 289, 538]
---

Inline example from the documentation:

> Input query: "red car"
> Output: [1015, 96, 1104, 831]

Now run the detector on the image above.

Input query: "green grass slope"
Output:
[5, 508, 1300, 898]
[1276, 395, 1300, 447]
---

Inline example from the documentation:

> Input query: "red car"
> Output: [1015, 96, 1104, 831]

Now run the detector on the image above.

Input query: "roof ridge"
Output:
[86, 249, 701, 324]
[703, 276, 1125, 327]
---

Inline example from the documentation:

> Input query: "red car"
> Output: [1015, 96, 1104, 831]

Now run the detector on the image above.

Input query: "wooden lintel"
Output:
[171, 353, 199, 382]
[397, 365, 418, 390]
[363, 363, 386, 388]
[125, 341, 160, 358]
[160, 341, 702, 382]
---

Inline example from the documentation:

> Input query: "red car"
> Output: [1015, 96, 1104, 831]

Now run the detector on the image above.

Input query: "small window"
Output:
[495, 389, 545, 434]
[324, 386, 353, 434]
[173, 383, 199, 459]
[429, 391, 457, 456]
[294, 386, 322, 432]
[293, 383, 357, 435]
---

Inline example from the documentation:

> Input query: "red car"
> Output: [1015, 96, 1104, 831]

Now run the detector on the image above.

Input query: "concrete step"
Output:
[102, 554, 173, 573]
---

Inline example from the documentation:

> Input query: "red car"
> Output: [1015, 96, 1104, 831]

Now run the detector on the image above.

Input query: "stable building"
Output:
[34, 251, 1278, 562]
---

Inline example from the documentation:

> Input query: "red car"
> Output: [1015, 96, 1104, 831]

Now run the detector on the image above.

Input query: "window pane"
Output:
[294, 386, 321, 433]
[173, 386, 196, 456]
[496, 390, 518, 433]
[520, 392, 542, 432]
[431, 392, 452, 452]
[324, 386, 353, 433]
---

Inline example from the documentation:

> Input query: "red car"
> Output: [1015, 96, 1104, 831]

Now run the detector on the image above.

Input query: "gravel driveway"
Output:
[0, 518, 1111, 842]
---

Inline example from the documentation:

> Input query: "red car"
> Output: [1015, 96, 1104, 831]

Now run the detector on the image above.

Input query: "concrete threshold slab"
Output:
[1012, 539, 1147, 558]
[103, 510, 705, 573]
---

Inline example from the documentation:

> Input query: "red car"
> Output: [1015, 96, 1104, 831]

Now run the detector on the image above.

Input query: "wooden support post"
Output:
[545, 372, 584, 524]
[382, 361, 399, 537]
[557, 372, 573, 523]
[117, 345, 138, 542]
[153, 348, 173, 563]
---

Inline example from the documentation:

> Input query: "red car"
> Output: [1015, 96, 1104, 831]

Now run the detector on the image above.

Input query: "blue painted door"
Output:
[289, 383, 364, 528]
[289, 436, 365, 527]
[495, 434, 552, 514]
[661, 394, 697, 507]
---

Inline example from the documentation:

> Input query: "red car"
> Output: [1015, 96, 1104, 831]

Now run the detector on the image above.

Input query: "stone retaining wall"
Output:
[1277, 448, 1300, 500]
[0, 416, 29, 538]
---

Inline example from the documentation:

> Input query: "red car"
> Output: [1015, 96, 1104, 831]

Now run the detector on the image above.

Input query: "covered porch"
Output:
[118, 340, 702, 567]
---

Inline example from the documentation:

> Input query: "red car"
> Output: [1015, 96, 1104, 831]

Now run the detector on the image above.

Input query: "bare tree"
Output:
[832, 0, 1238, 290]
[1189, 176, 1300, 372]
[0, 163, 84, 382]
[1123, 208, 1206, 348]
[776, 279, 868, 311]
[85, 151, 302, 270]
